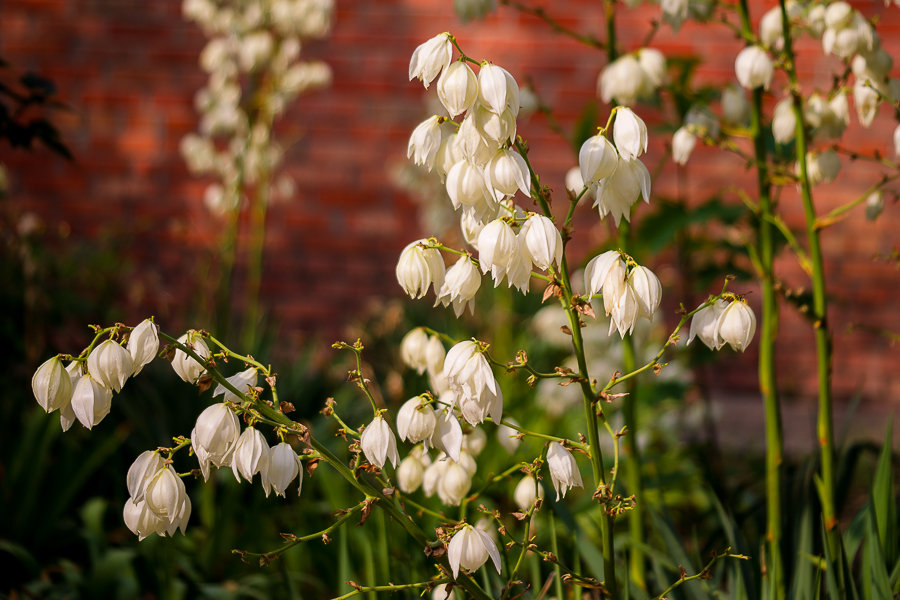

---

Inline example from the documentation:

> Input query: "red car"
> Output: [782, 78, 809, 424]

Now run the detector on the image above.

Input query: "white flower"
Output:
[579, 134, 618, 185]
[759, 5, 783, 48]
[397, 397, 438, 444]
[613, 107, 648, 160]
[408, 116, 443, 170]
[735, 45, 773, 90]
[397, 452, 426, 493]
[447, 524, 502, 578]
[425, 335, 446, 377]
[438, 460, 472, 505]
[520, 214, 562, 271]
[361, 415, 399, 469]
[608, 280, 640, 337]
[432, 583, 455, 600]
[599, 54, 645, 105]
[799, 150, 841, 185]
[436, 256, 482, 317]
[409, 33, 452, 88]
[714, 299, 757, 351]
[477, 63, 519, 115]
[263, 442, 303, 497]
[213, 367, 258, 402]
[442, 340, 502, 426]
[476, 219, 518, 285]
[637, 48, 667, 94]
[396, 239, 446, 299]
[865, 191, 883, 221]
[127, 450, 165, 503]
[171, 332, 210, 383]
[127, 319, 159, 376]
[628, 265, 662, 319]
[584, 250, 627, 316]
[423, 456, 448, 497]
[484, 148, 529, 198]
[463, 427, 487, 455]
[32, 356, 72, 413]
[192, 403, 241, 480]
[671, 127, 697, 165]
[87, 339, 133, 393]
[721, 85, 750, 125]
[456, 114, 494, 165]
[894, 124, 900, 158]
[400, 328, 430, 374]
[514, 475, 543, 512]
[496, 418, 521, 454]
[593, 157, 651, 226]
[565, 166, 586, 194]
[446, 160, 494, 214]
[661, 0, 689, 30]
[687, 299, 727, 349]
[772, 97, 797, 143]
[123, 497, 166, 541]
[431, 407, 463, 462]
[144, 464, 190, 532]
[853, 78, 880, 127]
[231, 426, 270, 483]
[59, 361, 80, 432]
[546, 442, 583, 500]
[438, 62, 479, 118]
[71, 375, 113, 429]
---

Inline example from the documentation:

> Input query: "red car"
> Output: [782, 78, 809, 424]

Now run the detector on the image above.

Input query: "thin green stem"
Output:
[331, 579, 447, 600]
[654, 549, 749, 600]
[499, 0, 604, 50]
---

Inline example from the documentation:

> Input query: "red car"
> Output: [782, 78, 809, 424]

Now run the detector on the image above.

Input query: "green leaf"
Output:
[871, 420, 896, 567]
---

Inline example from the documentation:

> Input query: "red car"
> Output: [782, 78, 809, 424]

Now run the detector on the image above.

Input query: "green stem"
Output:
[331, 579, 447, 600]
[777, 0, 839, 574]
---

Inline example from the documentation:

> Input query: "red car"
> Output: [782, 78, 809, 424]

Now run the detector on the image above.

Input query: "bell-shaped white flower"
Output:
[565, 165, 586, 195]
[124, 497, 168, 540]
[477, 63, 519, 115]
[442, 341, 502, 426]
[59, 362, 82, 431]
[476, 219, 517, 284]
[520, 214, 563, 271]
[772, 97, 797, 143]
[473, 105, 517, 147]
[425, 335, 446, 377]
[446, 160, 493, 213]
[263, 442, 303, 497]
[613, 107, 648, 160]
[409, 33, 452, 88]
[87, 339, 133, 393]
[687, 299, 727, 349]
[408, 116, 443, 170]
[894, 124, 900, 158]
[637, 48, 667, 94]
[436, 256, 482, 317]
[608, 281, 641, 337]
[456, 114, 495, 165]
[171, 332, 210, 383]
[127, 450, 165, 503]
[192, 403, 241, 480]
[547, 442, 583, 500]
[735, 45, 773, 90]
[144, 465, 190, 534]
[599, 54, 645, 105]
[853, 79, 880, 128]
[594, 156, 651, 226]
[423, 455, 449, 497]
[672, 127, 697, 165]
[397, 449, 427, 493]
[714, 299, 757, 351]
[484, 148, 529, 198]
[504, 234, 534, 294]
[628, 265, 662, 318]
[458, 385, 503, 427]
[447, 524, 502, 578]
[396, 239, 446, 299]
[759, 5, 784, 48]
[213, 367, 258, 402]
[579, 134, 618, 185]
[584, 250, 626, 316]
[127, 319, 159, 376]
[438, 61, 479, 118]
[231, 426, 270, 483]
[361, 415, 399, 469]
[397, 397, 438, 444]
[514, 475, 544, 512]
[721, 85, 750, 125]
[400, 328, 430, 374]
[32, 355, 73, 413]
[438, 460, 472, 505]
[71, 374, 113, 429]
[799, 150, 841, 185]
[805, 93, 849, 140]
[496, 418, 521, 454]
[431, 407, 463, 462]
[462, 427, 487, 457]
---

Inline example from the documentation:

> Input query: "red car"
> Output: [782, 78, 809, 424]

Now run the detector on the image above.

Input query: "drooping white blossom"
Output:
[397, 397, 438, 444]
[400, 328, 430, 374]
[263, 441, 303, 497]
[593, 157, 651, 226]
[546, 442, 583, 500]
[213, 367, 259, 402]
[687, 299, 728, 349]
[438, 62, 479, 118]
[171, 332, 210, 383]
[409, 33, 453, 88]
[613, 107, 648, 160]
[143, 464, 191, 534]
[772, 97, 797, 143]
[396, 239, 446, 299]
[477, 63, 520, 115]
[438, 460, 472, 505]
[87, 339, 133, 393]
[32, 356, 72, 414]
[714, 299, 757, 351]
[431, 407, 464, 462]
[360, 415, 399, 469]
[442, 340, 502, 426]
[436, 256, 482, 317]
[127, 450, 166, 503]
[735, 45, 774, 90]
[520, 214, 563, 271]
[192, 403, 241, 480]
[447, 524, 502, 578]
[71, 374, 113, 430]
[513, 475, 544, 512]
[231, 426, 270, 483]
[408, 116, 444, 170]
[579, 134, 618, 185]
[127, 319, 159, 376]
[671, 127, 697, 165]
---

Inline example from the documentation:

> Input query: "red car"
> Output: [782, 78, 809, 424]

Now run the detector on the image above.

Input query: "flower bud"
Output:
[397, 452, 426, 493]
[263, 442, 303, 497]
[409, 33, 452, 88]
[87, 339, 133, 393]
[192, 403, 241, 480]
[671, 127, 697, 165]
[438, 460, 472, 505]
[127, 319, 159, 376]
[71, 375, 113, 429]
[447, 524, 502, 578]
[32, 356, 72, 413]
[396, 239, 446, 299]
[361, 415, 400, 469]
[735, 45, 773, 90]
[171, 332, 210, 383]
[438, 62, 479, 118]
[546, 442, 583, 500]
[397, 397, 438, 444]
[127, 450, 165, 502]
[408, 116, 443, 170]
[578, 134, 618, 185]
[513, 475, 543, 512]
[613, 107, 648, 160]
[714, 299, 757, 351]
[520, 214, 562, 271]
[231, 426, 270, 483]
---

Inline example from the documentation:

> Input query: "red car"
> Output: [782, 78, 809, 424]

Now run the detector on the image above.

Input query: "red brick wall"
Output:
[2, 0, 898, 403]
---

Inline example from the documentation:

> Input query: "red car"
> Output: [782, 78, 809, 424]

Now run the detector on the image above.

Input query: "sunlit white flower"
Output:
[431, 407, 463, 462]
[484, 148, 529, 197]
[584, 250, 627, 316]
[799, 150, 841, 185]
[853, 78, 880, 127]
[361, 415, 399, 469]
[447, 524, 502, 577]
[436, 256, 482, 317]
[565, 166, 586, 195]
[409, 33, 453, 88]
[714, 299, 757, 351]
[213, 367, 258, 402]
[438, 460, 472, 505]
[599, 54, 645, 105]
[446, 160, 494, 216]
[735, 45, 773, 90]
[397, 451, 426, 493]
[772, 97, 797, 143]
[127, 319, 159, 376]
[192, 403, 241, 480]
[477, 219, 518, 285]
[520, 214, 562, 271]
[32, 356, 72, 414]
[127, 450, 165, 503]
[687, 299, 727, 349]
[231, 426, 270, 483]
[637, 48, 668, 95]
[608, 280, 640, 337]
[425, 335, 446, 377]
[628, 265, 662, 319]
[613, 107, 648, 160]
[144, 464, 190, 532]
[408, 116, 443, 170]
[400, 328, 430, 374]
[546, 442, 583, 500]
[396, 239, 446, 299]
[171, 332, 210, 383]
[87, 339, 133, 393]
[593, 156, 651, 226]
[514, 475, 544, 512]
[437, 62, 478, 117]
[671, 127, 697, 165]
[442, 340, 502, 426]
[397, 397, 438, 444]
[579, 134, 618, 185]
[71, 374, 113, 429]
[423, 455, 448, 497]
[478, 63, 519, 115]
[263, 442, 303, 497]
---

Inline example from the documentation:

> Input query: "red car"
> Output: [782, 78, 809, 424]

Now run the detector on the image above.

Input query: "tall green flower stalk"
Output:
[777, 0, 840, 588]
[735, 1, 784, 596]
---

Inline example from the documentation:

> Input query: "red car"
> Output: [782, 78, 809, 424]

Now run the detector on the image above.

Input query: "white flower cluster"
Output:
[688, 298, 757, 352]
[179, 0, 334, 215]
[584, 250, 662, 338]
[31, 319, 159, 431]
[598, 49, 667, 106]
[577, 108, 652, 226]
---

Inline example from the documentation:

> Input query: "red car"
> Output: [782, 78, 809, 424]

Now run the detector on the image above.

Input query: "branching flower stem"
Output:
[331, 578, 448, 600]
[654, 548, 749, 599]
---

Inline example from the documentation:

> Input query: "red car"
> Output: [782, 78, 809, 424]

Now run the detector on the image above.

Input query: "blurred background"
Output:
[1, 0, 898, 597]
